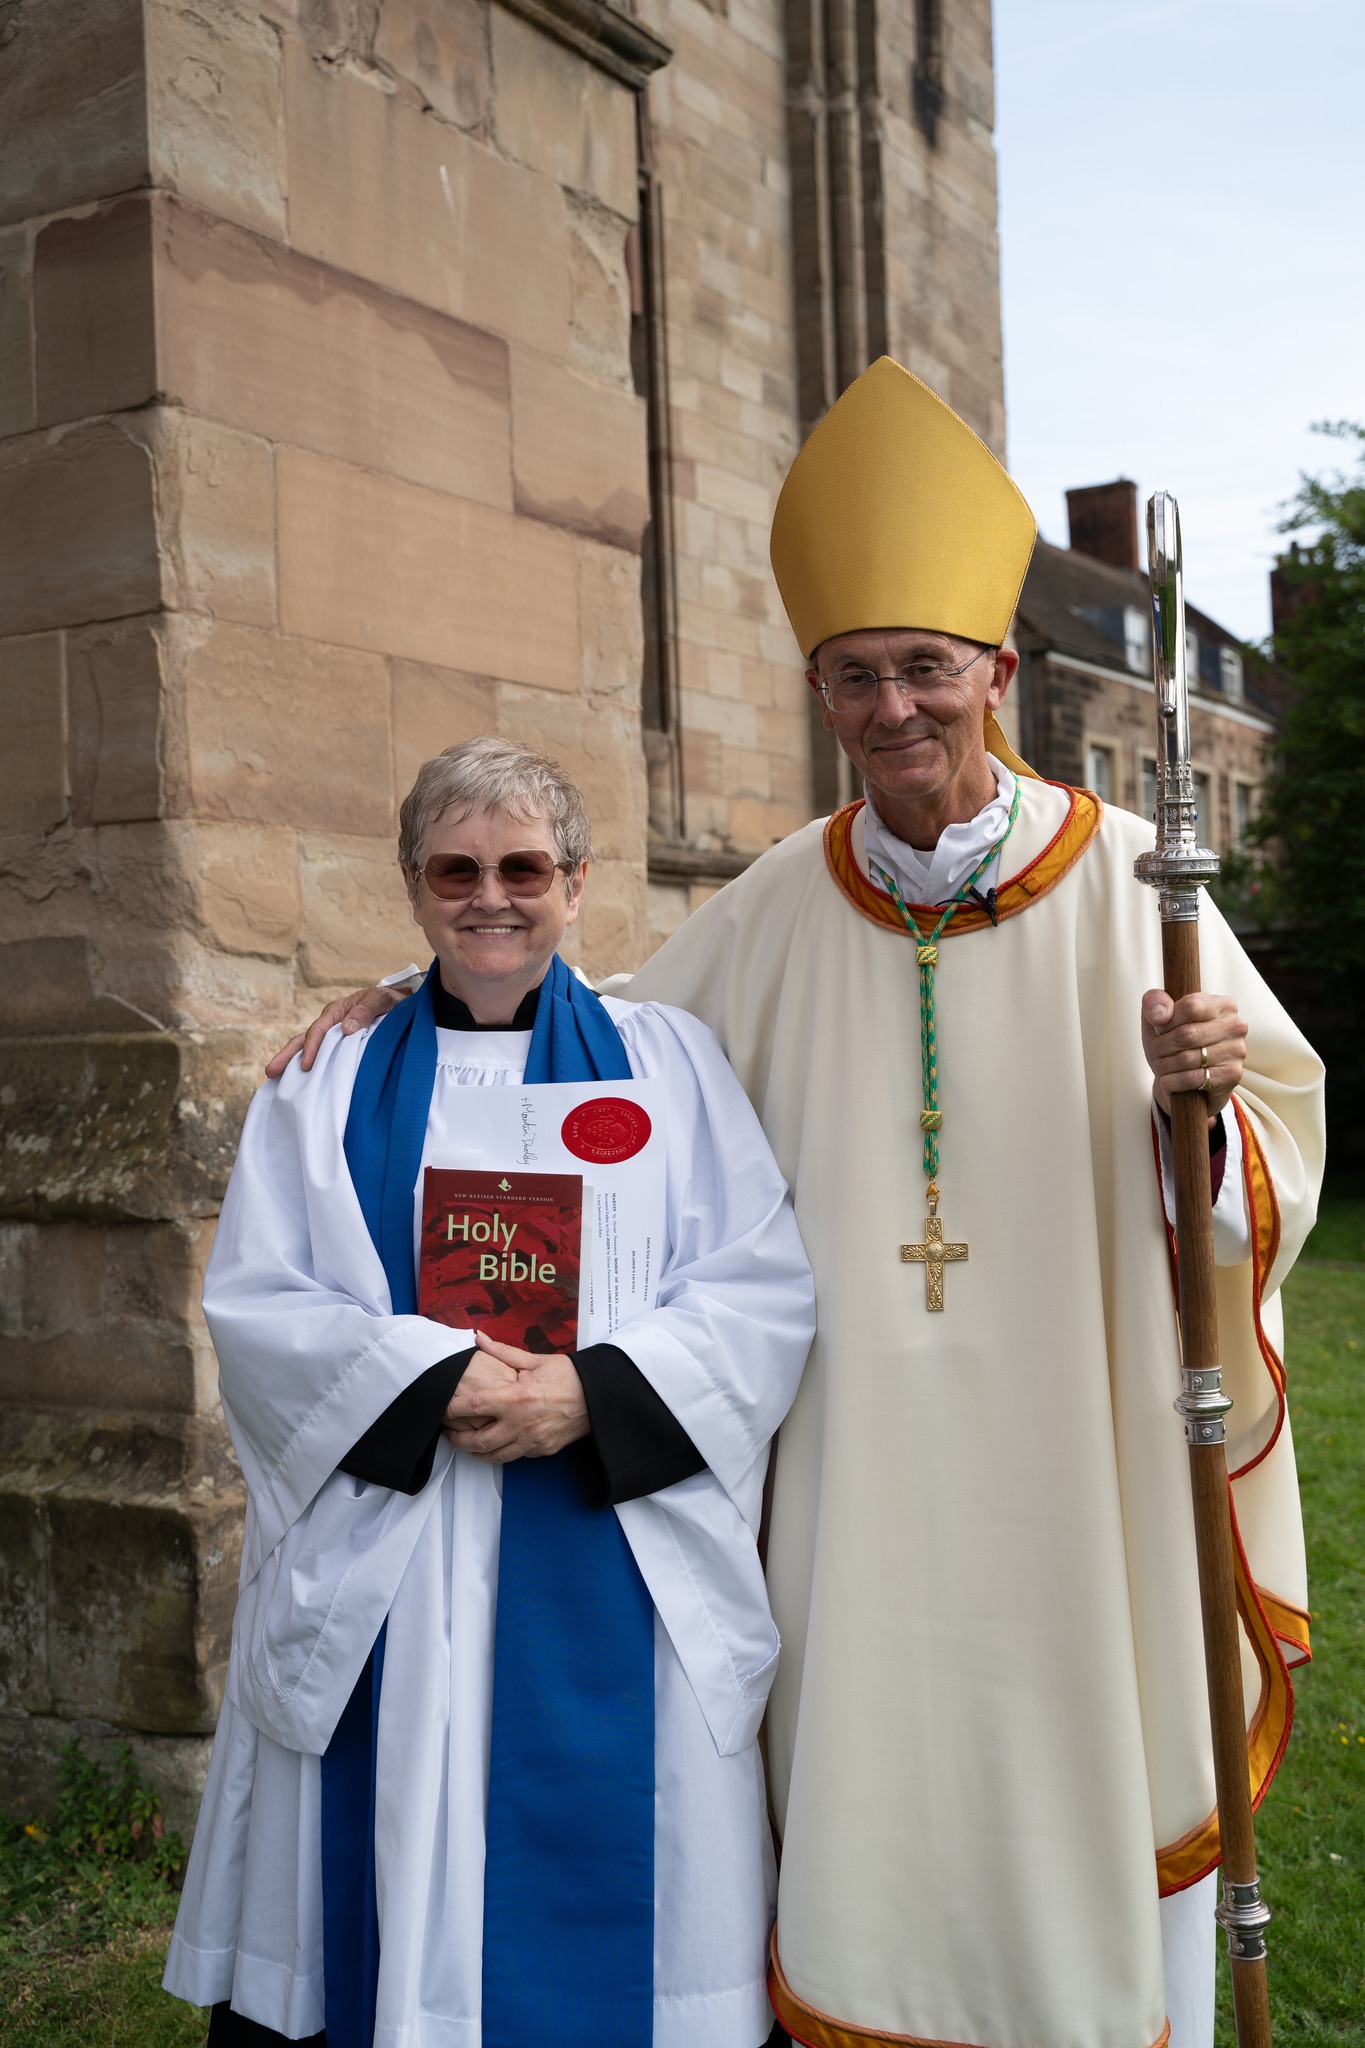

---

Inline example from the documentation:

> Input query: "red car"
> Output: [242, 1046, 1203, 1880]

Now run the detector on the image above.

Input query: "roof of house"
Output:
[1013, 539, 1279, 721]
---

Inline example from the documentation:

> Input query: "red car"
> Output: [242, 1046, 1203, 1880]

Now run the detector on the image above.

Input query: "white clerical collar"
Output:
[863, 755, 1017, 907]
[434, 1025, 532, 1071]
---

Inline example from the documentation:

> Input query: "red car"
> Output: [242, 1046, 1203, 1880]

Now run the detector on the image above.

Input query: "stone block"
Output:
[0, 1711, 211, 1839]
[511, 349, 647, 551]
[0, 634, 68, 835]
[278, 447, 580, 693]
[33, 199, 157, 429]
[285, 40, 570, 353]
[0, 828, 201, 1046]
[299, 832, 418, 986]
[728, 793, 804, 847]
[0, 1493, 47, 1712]
[0, 937, 160, 1040]
[392, 661, 498, 798]
[497, 682, 645, 864]
[490, 3, 637, 218]
[680, 727, 723, 796]
[567, 193, 633, 391]
[147, 408, 277, 629]
[0, 1407, 243, 1737]
[0, 229, 33, 437]
[175, 617, 392, 834]
[183, 822, 302, 961]
[645, 878, 689, 958]
[146, 0, 287, 240]
[0, 0, 148, 228]
[67, 621, 165, 827]
[577, 538, 645, 702]
[374, 0, 491, 132]
[47, 1497, 211, 1730]
[258, 0, 363, 57]
[0, 424, 161, 638]
[0, 1217, 215, 1415]
[153, 195, 511, 509]
[165, 934, 299, 1041]
[0, 1030, 259, 1224]
[569, 856, 645, 979]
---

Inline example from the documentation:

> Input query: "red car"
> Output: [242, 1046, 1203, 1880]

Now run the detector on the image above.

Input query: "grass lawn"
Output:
[1, 1934, 205, 2047]
[1212, 1194, 1365, 2045]
[3, 1206, 1361, 2047]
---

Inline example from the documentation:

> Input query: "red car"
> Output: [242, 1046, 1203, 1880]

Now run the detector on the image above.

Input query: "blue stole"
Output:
[322, 956, 656, 2048]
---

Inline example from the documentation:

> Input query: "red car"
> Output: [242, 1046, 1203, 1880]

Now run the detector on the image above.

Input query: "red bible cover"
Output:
[418, 1169, 584, 1353]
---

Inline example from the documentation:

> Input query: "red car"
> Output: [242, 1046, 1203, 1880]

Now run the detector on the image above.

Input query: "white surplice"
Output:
[164, 996, 816, 2046]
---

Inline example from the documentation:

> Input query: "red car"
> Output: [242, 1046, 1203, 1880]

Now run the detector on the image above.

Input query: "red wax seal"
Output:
[561, 1097, 652, 1164]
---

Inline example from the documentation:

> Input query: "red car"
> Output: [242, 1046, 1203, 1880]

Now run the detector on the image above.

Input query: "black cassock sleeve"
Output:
[338, 1350, 474, 1495]
[571, 1343, 706, 1507]
[338, 1344, 705, 1505]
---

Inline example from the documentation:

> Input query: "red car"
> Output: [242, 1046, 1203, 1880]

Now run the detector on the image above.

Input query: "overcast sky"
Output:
[993, 0, 1364, 642]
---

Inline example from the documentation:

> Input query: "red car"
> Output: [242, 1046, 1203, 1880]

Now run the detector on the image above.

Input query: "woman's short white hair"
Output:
[398, 737, 593, 877]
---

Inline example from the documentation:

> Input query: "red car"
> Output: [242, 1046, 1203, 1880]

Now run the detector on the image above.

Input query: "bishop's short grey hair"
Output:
[398, 737, 594, 877]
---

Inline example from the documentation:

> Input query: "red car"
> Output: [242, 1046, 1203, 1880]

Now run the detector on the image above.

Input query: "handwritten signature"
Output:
[519, 1093, 538, 1165]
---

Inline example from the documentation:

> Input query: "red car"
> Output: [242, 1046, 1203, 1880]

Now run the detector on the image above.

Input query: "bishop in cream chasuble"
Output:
[622, 360, 1325, 2048]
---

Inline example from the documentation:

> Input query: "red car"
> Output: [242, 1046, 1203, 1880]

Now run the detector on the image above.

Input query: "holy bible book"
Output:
[418, 1169, 585, 1352]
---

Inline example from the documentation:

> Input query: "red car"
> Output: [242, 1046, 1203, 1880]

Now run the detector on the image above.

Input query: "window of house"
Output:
[1124, 606, 1149, 674]
[1194, 768, 1214, 847]
[1141, 756, 1158, 822]
[1198, 638, 1224, 693]
[1234, 779, 1257, 842]
[1221, 647, 1245, 701]
[1086, 741, 1118, 804]
[1185, 627, 1200, 686]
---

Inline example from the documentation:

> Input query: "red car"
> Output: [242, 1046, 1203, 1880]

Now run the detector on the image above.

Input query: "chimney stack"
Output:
[1066, 479, 1140, 573]
[1269, 541, 1317, 639]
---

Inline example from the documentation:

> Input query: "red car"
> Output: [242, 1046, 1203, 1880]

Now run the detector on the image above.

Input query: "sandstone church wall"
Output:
[0, 0, 662, 1821]
[0, 0, 1009, 1818]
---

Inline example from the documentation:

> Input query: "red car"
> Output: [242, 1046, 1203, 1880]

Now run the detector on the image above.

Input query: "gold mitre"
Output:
[770, 357, 1037, 658]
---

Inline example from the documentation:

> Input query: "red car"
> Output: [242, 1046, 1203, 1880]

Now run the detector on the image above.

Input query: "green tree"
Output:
[1245, 423, 1365, 1169]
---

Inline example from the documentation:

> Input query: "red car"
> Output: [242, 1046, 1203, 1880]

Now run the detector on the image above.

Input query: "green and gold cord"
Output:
[872, 778, 1021, 1187]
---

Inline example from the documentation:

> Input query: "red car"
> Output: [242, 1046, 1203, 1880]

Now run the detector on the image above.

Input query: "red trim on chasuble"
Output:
[768, 1937, 1169, 2048]
[821, 784, 1102, 937]
[1151, 1103, 1308, 1895]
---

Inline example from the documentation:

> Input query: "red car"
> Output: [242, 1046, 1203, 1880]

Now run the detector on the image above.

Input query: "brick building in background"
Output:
[0, 0, 1009, 1815]
[1015, 478, 1277, 850]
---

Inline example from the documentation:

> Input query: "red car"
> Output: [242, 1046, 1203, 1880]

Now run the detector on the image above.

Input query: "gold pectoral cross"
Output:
[900, 1190, 968, 1311]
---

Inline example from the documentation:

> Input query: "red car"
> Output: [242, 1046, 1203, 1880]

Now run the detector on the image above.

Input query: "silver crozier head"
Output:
[1133, 491, 1219, 920]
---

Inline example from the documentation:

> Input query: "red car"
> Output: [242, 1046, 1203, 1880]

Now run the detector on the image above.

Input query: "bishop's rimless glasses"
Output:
[419, 851, 572, 900]
[819, 645, 996, 713]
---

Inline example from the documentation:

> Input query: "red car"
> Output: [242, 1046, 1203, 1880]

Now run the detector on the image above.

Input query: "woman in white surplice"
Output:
[164, 739, 815, 2048]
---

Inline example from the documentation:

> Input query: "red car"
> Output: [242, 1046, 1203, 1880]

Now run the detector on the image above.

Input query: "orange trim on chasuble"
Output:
[823, 785, 1102, 937]
[1151, 1102, 1307, 1894]
[768, 1938, 1169, 2048]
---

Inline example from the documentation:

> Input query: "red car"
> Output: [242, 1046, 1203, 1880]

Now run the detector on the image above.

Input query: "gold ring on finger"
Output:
[1200, 1046, 1210, 1070]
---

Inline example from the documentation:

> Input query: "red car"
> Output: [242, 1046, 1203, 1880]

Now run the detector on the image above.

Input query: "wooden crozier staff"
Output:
[1134, 493, 1273, 2048]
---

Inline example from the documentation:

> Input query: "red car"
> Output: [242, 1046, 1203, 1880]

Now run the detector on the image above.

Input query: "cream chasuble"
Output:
[622, 774, 1324, 2048]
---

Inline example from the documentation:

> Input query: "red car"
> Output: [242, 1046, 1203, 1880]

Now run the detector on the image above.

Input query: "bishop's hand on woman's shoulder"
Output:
[264, 982, 405, 1077]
